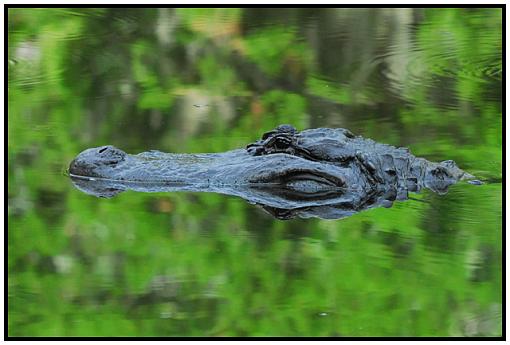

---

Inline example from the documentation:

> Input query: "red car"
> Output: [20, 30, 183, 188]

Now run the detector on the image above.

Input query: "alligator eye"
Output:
[274, 137, 291, 149]
[99, 147, 108, 153]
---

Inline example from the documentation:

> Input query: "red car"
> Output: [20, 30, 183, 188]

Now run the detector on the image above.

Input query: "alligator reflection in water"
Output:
[69, 125, 478, 220]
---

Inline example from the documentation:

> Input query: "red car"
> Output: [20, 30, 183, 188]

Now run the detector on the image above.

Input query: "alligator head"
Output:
[69, 145, 128, 179]
[68, 125, 477, 220]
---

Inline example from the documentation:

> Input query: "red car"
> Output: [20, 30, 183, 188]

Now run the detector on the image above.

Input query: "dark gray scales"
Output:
[68, 125, 478, 219]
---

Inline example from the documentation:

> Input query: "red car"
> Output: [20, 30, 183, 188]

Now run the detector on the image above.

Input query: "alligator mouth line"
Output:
[69, 173, 193, 186]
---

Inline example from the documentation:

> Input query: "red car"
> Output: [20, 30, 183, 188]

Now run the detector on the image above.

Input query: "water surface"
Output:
[8, 8, 502, 337]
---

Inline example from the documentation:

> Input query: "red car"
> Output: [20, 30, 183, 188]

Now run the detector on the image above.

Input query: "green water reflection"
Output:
[8, 8, 502, 336]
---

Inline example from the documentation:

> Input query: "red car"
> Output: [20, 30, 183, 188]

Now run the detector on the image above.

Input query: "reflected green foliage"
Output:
[8, 8, 502, 337]
[244, 26, 312, 77]
[307, 76, 351, 104]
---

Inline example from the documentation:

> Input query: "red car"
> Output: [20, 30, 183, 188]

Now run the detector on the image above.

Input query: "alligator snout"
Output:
[69, 145, 127, 178]
[95, 145, 127, 163]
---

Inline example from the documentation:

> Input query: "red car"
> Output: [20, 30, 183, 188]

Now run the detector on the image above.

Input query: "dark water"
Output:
[8, 8, 502, 336]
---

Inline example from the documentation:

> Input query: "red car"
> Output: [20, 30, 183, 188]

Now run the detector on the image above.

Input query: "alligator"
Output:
[68, 125, 478, 220]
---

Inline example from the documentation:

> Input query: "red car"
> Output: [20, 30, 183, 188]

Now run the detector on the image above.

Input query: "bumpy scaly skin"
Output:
[247, 125, 474, 195]
[68, 125, 475, 219]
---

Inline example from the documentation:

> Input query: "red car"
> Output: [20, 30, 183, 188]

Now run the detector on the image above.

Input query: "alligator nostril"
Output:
[99, 147, 108, 153]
